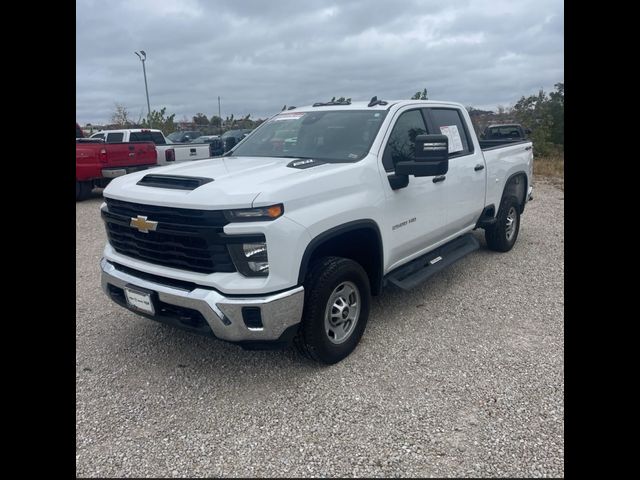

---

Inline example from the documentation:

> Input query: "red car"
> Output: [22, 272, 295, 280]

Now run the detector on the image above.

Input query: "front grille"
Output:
[105, 198, 227, 226]
[102, 199, 238, 274]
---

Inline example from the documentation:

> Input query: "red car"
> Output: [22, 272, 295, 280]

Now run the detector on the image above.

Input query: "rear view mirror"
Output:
[395, 134, 449, 177]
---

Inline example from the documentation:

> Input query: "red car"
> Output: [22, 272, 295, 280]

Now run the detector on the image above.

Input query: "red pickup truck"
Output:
[76, 125, 157, 201]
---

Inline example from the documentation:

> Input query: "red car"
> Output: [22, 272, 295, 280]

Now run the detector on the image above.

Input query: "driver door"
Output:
[377, 107, 449, 271]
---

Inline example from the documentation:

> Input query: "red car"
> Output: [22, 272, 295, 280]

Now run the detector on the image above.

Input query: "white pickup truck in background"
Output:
[90, 128, 211, 165]
[100, 98, 533, 364]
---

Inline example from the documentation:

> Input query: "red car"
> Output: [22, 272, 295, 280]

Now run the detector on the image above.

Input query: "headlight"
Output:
[228, 242, 269, 277]
[224, 204, 284, 222]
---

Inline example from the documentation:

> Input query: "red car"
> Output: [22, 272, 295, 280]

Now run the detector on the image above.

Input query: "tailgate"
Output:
[172, 144, 211, 162]
[105, 142, 157, 167]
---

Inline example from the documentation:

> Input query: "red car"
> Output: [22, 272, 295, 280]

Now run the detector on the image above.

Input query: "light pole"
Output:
[218, 96, 222, 134]
[134, 50, 152, 127]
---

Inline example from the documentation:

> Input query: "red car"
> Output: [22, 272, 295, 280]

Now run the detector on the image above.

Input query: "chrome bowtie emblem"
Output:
[130, 215, 158, 233]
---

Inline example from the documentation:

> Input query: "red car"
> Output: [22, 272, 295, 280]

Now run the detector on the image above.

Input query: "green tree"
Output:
[193, 113, 209, 125]
[548, 82, 564, 145]
[511, 83, 564, 156]
[141, 107, 176, 134]
[411, 88, 428, 100]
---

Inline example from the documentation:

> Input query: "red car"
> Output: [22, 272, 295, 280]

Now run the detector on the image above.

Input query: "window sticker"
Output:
[439, 125, 464, 153]
[272, 112, 306, 121]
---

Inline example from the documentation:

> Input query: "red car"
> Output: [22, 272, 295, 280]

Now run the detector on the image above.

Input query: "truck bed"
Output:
[482, 140, 533, 211]
[76, 141, 157, 182]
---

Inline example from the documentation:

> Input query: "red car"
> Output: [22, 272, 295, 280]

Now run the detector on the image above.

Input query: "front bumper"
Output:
[100, 258, 304, 342]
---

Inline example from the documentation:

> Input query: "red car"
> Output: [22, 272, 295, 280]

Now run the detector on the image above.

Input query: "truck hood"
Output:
[103, 155, 335, 209]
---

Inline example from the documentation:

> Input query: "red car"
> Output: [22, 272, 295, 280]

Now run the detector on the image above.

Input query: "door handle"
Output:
[433, 175, 446, 183]
[474, 164, 485, 171]
[525, 146, 532, 151]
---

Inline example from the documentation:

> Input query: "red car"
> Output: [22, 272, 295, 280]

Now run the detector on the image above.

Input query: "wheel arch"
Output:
[297, 220, 384, 296]
[502, 171, 529, 213]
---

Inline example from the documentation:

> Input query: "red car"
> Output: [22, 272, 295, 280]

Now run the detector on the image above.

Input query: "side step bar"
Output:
[385, 233, 480, 290]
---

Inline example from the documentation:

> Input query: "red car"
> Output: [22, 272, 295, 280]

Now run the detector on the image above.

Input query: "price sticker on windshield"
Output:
[273, 112, 306, 121]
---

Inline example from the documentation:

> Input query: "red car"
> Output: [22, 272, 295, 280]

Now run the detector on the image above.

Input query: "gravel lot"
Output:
[76, 179, 564, 477]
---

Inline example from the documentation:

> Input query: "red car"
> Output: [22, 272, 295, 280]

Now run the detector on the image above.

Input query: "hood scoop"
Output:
[286, 158, 326, 169]
[136, 174, 214, 191]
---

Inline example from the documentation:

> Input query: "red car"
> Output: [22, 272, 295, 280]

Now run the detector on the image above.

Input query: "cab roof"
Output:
[287, 99, 464, 113]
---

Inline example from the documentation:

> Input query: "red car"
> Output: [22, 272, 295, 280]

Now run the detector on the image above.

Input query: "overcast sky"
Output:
[76, 0, 563, 126]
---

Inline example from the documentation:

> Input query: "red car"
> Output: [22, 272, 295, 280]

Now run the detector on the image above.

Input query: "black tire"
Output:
[294, 256, 371, 364]
[76, 181, 93, 201]
[485, 195, 521, 252]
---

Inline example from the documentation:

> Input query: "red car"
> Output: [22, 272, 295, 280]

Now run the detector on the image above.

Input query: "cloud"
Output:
[76, 0, 563, 125]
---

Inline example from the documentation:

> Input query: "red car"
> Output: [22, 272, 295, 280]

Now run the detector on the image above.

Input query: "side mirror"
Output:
[395, 134, 449, 177]
[524, 128, 532, 135]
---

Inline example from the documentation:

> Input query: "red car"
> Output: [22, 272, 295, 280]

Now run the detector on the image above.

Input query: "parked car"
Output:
[100, 98, 533, 363]
[221, 129, 253, 152]
[190, 135, 225, 156]
[167, 130, 202, 143]
[90, 129, 211, 165]
[76, 138, 156, 201]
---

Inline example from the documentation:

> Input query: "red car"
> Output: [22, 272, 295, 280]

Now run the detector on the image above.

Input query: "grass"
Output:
[533, 152, 564, 183]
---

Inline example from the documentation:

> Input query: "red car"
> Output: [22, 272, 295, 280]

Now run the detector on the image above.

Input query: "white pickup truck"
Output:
[90, 128, 211, 165]
[100, 98, 533, 364]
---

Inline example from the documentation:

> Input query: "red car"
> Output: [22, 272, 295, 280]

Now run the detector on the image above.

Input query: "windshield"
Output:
[230, 110, 388, 162]
[167, 132, 184, 141]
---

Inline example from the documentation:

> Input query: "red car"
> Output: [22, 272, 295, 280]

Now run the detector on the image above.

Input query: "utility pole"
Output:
[218, 96, 222, 134]
[134, 50, 152, 127]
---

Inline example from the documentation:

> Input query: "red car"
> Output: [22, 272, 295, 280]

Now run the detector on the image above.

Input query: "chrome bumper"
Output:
[101, 168, 127, 178]
[100, 258, 304, 342]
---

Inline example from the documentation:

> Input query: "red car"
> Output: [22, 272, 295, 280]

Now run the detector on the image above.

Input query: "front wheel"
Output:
[295, 256, 371, 364]
[485, 195, 521, 252]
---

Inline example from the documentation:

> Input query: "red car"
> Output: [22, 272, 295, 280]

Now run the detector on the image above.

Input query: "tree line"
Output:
[467, 83, 564, 156]
[102, 104, 265, 136]
[89, 84, 563, 155]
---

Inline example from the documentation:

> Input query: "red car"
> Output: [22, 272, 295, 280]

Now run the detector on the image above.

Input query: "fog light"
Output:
[242, 307, 263, 329]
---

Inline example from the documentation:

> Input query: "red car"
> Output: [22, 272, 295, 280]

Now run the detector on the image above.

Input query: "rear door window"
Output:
[105, 132, 124, 143]
[423, 108, 473, 157]
[150, 132, 166, 145]
[130, 131, 166, 144]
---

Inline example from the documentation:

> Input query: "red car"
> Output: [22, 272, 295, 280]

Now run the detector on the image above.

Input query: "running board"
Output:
[385, 233, 480, 290]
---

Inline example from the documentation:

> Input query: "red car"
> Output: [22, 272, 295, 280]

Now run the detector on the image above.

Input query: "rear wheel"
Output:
[295, 256, 371, 364]
[76, 181, 93, 201]
[485, 195, 521, 252]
